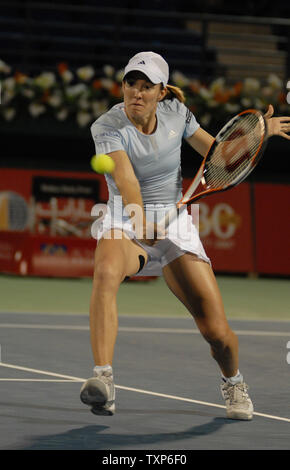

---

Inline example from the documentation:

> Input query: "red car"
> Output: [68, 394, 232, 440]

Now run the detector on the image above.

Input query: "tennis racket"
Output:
[163, 108, 268, 228]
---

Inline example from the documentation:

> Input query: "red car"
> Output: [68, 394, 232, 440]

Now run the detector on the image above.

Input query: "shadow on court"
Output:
[24, 417, 233, 450]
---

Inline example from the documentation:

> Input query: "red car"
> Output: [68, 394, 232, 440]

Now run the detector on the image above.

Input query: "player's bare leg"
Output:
[90, 229, 148, 366]
[81, 229, 148, 415]
[163, 253, 238, 377]
[163, 253, 253, 420]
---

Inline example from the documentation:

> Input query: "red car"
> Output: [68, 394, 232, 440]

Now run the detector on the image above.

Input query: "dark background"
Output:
[0, 0, 289, 182]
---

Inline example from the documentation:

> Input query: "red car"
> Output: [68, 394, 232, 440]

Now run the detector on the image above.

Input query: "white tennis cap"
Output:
[124, 51, 169, 87]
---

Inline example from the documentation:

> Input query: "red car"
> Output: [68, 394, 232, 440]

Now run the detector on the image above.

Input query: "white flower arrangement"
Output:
[0, 59, 11, 74]
[103, 65, 115, 78]
[268, 74, 283, 90]
[3, 77, 15, 90]
[28, 102, 46, 117]
[76, 110, 92, 127]
[0, 60, 288, 128]
[76, 65, 95, 82]
[100, 78, 114, 90]
[115, 69, 125, 83]
[47, 92, 63, 107]
[55, 108, 69, 121]
[171, 71, 190, 87]
[243, 78, 260, 94]
[34, 72, 56, 89]
[61, 69, 74, 84]
[66, 83, 88, 97]
[3, 107, 15, 121]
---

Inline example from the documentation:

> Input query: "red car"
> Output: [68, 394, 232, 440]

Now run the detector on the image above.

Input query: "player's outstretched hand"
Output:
[264, 104, 290, 140]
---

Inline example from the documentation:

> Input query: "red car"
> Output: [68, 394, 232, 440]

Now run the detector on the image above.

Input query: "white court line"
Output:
[0, 362, 83, 381]
[0, 378, 77, 382]
[0, 323, 289, 337]
[1, 312, 290, 323]
[121, 327, 290, 337]
[0, 323, 88, 331]
[0, 361, 289, 423]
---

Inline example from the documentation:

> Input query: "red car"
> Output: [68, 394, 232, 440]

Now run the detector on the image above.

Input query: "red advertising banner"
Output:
[183, 179, 255, 273]
[31, 234, 96, 277]
[0, 168, 105, 277]
[0, 168, 153, 280]
[1, 169, 288, 276]
[0, 231, 31, 275]
[254, 183, 290, 275]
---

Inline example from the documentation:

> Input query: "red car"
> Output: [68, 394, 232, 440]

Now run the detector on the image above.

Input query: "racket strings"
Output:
[205, 114, 264, 189]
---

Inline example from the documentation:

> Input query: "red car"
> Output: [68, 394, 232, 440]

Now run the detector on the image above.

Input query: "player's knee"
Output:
[93, 257, 124, 288]
[202, 324, 234, 350]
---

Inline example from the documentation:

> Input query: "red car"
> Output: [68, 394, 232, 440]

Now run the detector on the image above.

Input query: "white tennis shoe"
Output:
[221, 380, 253, 420]
[80, 367, 115, 416]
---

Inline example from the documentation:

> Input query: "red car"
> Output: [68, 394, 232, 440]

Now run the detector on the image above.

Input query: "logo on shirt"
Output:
[168, 129, 177, 139]
[186, 108, 193, 124]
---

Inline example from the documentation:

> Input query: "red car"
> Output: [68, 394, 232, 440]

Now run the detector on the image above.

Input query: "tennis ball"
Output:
[90, 154, 115, 174]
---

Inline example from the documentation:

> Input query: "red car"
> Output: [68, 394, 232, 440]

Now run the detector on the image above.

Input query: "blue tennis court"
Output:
[0, 309, 289, 450]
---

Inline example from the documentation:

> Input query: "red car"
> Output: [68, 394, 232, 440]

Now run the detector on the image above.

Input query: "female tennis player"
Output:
[80, 51, 290, 419]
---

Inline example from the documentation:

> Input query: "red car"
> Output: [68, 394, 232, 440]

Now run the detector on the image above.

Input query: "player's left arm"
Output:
[264, 104, 290, 139]
[185, 127, 214, 157]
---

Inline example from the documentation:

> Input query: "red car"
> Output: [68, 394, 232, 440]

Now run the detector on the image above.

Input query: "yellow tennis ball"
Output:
[90, 154, 115, 174]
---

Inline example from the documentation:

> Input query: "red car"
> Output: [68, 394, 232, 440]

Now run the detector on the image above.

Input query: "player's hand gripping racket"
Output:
[163, 108, 268, 228]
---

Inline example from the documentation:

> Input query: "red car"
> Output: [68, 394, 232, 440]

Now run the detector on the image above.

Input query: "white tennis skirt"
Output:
[91, 205, 210, 276]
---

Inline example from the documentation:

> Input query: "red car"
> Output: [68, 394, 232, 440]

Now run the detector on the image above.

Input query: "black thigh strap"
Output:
[137, 254, 145, 273]
[124, 254, 146, 281]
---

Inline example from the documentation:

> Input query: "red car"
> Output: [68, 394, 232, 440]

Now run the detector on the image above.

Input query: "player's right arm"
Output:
[107, 149, 159, 245]
[109, 149, 145, 227]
